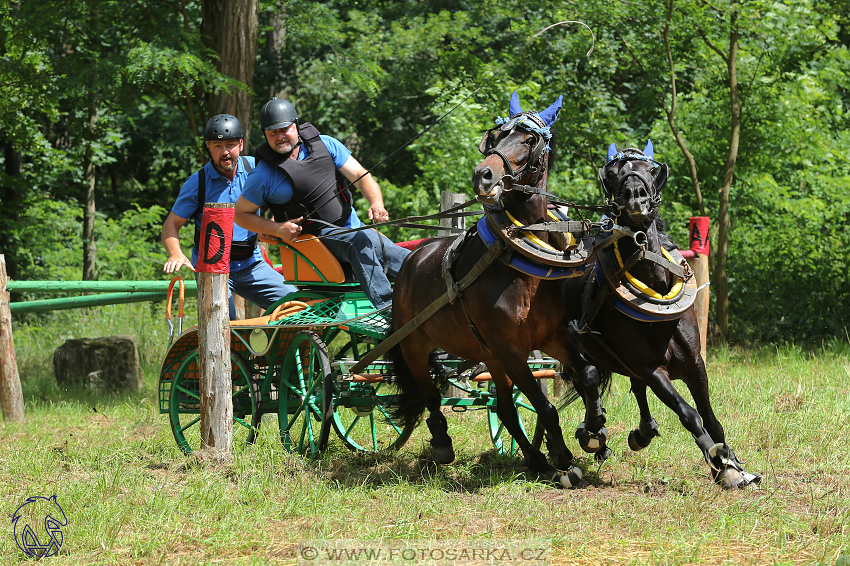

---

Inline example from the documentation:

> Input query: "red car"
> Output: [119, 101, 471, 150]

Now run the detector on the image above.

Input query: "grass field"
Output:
[1, 305, 848, 565]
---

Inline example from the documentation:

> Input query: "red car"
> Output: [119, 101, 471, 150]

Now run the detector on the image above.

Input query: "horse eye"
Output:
[650, 166, 659, 176]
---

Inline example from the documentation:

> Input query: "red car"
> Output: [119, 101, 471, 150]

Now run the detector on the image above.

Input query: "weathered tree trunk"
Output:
[201, 0, 259, 148]
[663, 0, 705, 217]
[715, 12, 740, 339]
[0, 255, 25, 422]
[2, 142, 22, 285]
[198, 270, 233, 452]
[265, 0, 287, 99]
[82, 105, 99, 281]
[197, 202, 234, 453]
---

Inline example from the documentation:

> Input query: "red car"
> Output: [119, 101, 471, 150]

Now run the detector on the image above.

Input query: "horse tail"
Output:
[388, 343, 426, 429]
[557, 362, 613, 410]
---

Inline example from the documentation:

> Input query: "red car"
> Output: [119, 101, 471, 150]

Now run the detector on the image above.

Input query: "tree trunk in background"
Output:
[715, 11, 740, 340]
[663, 0, 705, 217]
[265, 0, 287, 99]
[82, 105, 99, 281]
[2, 143, 22, 283]
[202, 0, 259, 148]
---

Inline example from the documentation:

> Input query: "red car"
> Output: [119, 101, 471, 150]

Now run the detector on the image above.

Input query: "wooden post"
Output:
[439, 190, 466, 237]
[688, 217, 710, 363]
[197, 203, 234, 453]
[0, 255, 25, 422]
[691, 254, 709, 363]
[233, 294, 246, 320]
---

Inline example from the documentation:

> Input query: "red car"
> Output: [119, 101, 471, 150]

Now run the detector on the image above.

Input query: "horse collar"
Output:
[476, 207, 595, 277]
[594, 244, 698, 322]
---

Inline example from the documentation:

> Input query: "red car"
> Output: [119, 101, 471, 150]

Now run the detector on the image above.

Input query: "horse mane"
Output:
[654, 216, 679, 252]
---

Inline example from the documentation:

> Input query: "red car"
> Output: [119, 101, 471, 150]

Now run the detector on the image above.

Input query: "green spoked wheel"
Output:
[487, 386, 544, 457]
[330, 379, 415, 452]
[278, 332, 332, 457]
[168, 350, 258, 455]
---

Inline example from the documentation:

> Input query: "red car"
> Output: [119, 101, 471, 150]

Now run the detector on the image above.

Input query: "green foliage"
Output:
[14, 199, 168, 283]
[1, 0, 848, 344]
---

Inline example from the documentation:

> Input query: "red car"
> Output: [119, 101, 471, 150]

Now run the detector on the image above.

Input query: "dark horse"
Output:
[389, 92, 607, 487]
[565, 142, 760, 488]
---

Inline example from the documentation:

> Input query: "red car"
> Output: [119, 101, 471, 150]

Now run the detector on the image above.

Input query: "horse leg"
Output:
[627, 377, 660, 452]
[640, 368, 734, 480]
[399, 340, 455, 464]
[424, 393, 455, 464]
[680, 356, 761, 488]
[571, 357, 612, 461]
[492, 359, 583, 488]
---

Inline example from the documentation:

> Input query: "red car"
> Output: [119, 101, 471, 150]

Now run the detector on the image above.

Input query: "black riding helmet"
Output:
[260, 98, 298, 130]
[203, 114, 244, 140]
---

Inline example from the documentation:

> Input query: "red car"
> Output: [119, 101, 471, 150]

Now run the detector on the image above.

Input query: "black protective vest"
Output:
[254, 123, 352, 235]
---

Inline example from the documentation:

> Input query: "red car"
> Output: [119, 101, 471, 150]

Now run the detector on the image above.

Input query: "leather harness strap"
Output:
[442, 230, 490, 356]
[347, 236, 507, 375]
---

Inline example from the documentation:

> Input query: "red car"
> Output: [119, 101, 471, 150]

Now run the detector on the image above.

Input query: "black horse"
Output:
[389, 92, 608, 487]
[565, 142, 760, 488]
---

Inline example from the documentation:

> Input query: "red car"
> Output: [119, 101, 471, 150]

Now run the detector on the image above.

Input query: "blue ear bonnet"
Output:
[494, 91, 564, 152]
[605, 139, 663, 168]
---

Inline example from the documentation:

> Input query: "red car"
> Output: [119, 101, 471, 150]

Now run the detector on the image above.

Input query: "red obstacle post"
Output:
[0, 255, 25, 422]
[196, 203, 234, 454]
[682, 217, 710, 362]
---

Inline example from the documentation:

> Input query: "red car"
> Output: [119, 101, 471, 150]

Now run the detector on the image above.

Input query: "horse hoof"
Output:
[717, 467, 745, 489]
[431, 445, 455, 465]
[628, 429, 653, 452]
[576, 422, 609, 454]
[714, 465, 761, 489]
[594, 446, 613, 462]
[558, 466, 583, 489]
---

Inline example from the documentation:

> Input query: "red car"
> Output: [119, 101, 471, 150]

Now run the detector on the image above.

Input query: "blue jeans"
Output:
[317, 226, 411, 309]
[217, 260, 297, 319]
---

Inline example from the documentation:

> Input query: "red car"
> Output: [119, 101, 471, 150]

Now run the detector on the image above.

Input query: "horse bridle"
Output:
[600, 149, 663, 220]
[478, 112, 548, 192]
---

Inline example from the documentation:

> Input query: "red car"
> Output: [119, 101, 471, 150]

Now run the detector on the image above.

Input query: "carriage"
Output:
[158, 233, 557, 458]
[158, 90, 759, 488]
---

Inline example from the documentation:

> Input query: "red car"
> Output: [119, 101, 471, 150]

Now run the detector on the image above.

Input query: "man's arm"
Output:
[234, 196, 303, 242]
[339, 156, 389, 223]
[161, 212, 195, 273]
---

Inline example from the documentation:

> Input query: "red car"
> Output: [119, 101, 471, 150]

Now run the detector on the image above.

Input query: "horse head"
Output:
[599, 140, 669, 228]
[473, 92, 562, 204]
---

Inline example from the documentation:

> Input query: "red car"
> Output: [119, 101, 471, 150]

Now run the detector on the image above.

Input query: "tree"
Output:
[202, 0, 260, 146]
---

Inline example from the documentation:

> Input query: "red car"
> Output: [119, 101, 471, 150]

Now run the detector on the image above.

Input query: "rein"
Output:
[295, 198, 483, 242]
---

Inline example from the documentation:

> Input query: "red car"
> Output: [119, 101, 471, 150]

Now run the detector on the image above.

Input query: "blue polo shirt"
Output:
[171, 156, 262, 271]
[242, 135, 363, 230]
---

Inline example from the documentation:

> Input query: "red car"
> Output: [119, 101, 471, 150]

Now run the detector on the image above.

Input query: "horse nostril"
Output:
[474, 165, 494, 191]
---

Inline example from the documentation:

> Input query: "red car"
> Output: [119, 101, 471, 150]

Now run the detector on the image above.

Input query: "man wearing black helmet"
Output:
[162, 113, 296, 319]
[235, 98, 410, 311]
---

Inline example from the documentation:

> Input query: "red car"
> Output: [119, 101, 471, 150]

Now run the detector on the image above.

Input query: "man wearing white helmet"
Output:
[235, 98, 409, 310]
[162, 113, 296, 319]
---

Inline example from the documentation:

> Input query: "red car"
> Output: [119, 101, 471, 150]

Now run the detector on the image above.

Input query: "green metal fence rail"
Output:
[7, 280, 198, 314]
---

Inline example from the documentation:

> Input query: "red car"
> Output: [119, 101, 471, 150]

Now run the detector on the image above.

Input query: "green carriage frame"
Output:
[158, 237, 559, 458]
